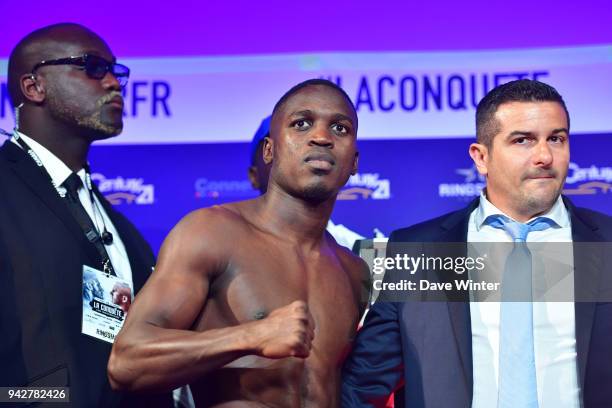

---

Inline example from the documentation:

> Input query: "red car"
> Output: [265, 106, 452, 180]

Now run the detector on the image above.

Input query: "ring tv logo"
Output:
[438, 165, 485, 198]
[338, 173, 391, 200]
[194, 178, 256, 199]
[92, 173, 155, 205]
[439, 162, 612, 198]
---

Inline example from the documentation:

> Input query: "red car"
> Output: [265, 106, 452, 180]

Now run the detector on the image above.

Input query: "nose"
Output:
[101, 71, 121, 92]
[533, 139, 553, 167]
[309, 124, 334, 148]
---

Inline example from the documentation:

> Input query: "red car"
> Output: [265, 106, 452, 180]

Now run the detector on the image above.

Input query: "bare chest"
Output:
[196, 245, 360, 351]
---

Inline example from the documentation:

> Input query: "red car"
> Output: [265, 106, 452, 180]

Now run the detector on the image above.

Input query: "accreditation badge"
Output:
[81, 265, 133, 344]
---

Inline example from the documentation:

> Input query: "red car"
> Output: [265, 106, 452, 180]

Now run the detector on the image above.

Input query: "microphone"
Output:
[102, 230, 114, 245]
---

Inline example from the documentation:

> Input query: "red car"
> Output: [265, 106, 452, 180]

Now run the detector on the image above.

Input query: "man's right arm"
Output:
[107, 209, 314, 392]
[341, 301, 403, 407]
[341, 231, 406, 407]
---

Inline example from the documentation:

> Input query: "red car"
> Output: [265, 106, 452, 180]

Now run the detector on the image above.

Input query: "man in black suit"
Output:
[0, 23, 171, 407]
[342, 79, 612, 407]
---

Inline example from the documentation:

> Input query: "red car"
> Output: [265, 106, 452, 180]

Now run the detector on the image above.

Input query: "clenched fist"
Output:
[249, 300, 315, 359]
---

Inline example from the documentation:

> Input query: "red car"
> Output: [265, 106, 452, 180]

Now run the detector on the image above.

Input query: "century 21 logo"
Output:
[92, 173, 155, 205]
[338, 173, 391, 200]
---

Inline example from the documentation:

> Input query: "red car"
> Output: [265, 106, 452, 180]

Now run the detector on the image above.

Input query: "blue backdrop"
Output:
[89, 133, 612, 254]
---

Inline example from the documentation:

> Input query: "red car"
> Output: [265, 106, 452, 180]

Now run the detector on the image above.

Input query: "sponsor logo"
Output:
[438, 165, 485, 198]
[338, 173, 391, 200]
[563, 162, 612, 195]
[439, 161, 611, 198]
[194, 178, 256, 199]
[92, 173, 155, 205]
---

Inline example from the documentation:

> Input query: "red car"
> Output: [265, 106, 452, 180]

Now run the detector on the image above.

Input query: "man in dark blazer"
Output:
[342, 80, 612, 407]
[0, 23, 171, 407]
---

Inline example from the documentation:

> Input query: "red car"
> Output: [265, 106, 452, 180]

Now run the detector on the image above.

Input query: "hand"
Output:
[250, 300, 315, 359]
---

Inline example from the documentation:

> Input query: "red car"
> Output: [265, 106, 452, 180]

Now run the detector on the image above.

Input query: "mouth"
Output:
[105, 96, 124, 109]
[526, 171, 557, 181]
[528, 175, 555, 180]
[304, 152, 335, 172]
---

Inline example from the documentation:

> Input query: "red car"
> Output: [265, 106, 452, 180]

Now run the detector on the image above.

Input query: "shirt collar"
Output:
[474, 190, 569, 231]
[12, 130, 85, 188]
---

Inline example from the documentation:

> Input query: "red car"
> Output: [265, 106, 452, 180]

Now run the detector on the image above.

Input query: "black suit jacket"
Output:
[342, 197, 612, 407]
[0, 140, 172, 407]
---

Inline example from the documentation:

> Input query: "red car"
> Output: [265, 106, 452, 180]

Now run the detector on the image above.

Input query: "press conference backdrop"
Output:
[1, 46, 610, 252]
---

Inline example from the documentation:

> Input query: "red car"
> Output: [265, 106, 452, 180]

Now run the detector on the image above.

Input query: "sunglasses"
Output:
[31, 54, 130, 88]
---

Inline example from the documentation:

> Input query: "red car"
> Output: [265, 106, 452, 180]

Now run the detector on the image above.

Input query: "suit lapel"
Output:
[564, 197, 603, 392]
[0, 141, 101, 266]
[92, 186, 151, 292]
[437, 199, 479, 399]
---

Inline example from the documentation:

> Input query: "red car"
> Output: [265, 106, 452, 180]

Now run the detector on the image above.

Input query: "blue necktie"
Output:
[484, 215, 556, 408]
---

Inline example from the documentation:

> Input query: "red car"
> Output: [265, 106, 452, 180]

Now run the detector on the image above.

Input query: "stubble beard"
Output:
[302, 181, 335, 204]
[46, 86, 122, 137]
[520, 182, 563, 217]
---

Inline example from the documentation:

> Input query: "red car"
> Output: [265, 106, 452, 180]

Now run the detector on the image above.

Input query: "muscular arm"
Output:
[339, 246, 372, 323]
[108, 209, 314, 392]
[357, 258, 373, 319]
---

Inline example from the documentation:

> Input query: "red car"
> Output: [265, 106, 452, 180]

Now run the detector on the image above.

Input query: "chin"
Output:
[107, 126, 123, 137]
[302, 182, 334, 203]
[97, 119, 123, 136]
[91, 128, 122, 140]
[524, 192, 559, 214]
[102, 117, 123, 131]
[77, 115, 123, 138]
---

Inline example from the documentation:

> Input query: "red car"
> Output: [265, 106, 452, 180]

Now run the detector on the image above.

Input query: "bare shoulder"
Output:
[156, 202, 254, 276]
[166, 204, 243, 244]
[329, 239, 371, 314]
[330, 238, 371, 286]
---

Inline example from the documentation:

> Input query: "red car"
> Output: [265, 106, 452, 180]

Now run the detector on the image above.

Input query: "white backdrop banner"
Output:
[1, 45, 611, 144]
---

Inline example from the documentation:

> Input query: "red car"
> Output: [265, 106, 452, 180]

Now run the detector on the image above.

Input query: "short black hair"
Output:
[476, 79, 570, 148]
[271, 78, 356, 122]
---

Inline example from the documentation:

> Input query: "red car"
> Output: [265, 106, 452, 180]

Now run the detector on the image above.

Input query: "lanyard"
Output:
[12, 132, 116, 276]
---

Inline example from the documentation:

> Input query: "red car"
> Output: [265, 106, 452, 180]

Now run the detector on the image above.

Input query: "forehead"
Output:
[494, 101, 568, 129]
[37, 28, 114, 61]
[276, 85, 356, 121]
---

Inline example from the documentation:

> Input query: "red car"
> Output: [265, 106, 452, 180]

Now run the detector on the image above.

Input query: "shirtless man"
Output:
[108, 79, 370, 407]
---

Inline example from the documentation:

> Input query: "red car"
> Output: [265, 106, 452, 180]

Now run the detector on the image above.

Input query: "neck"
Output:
[485, 189, 553, 223]
[19, 117, 91, 172]
[504, 208, 543, 223]
[256, 183, 335, 248]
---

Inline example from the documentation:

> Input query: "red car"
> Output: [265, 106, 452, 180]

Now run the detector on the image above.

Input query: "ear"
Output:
[469, 143, 489, 176]
[263, 137, 273, 165]
[20, 74, 45, 103]
[247, 166, 260, 190]
[351, 151, 359, 176]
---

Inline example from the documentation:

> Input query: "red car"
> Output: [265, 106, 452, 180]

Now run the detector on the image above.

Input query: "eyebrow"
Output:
[289, 110, 313, 118]
[551, 128, 569, 134]
[331, 113, 355, 125]
[288, 110, 355, 125]
[507, 128, 569, 139]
